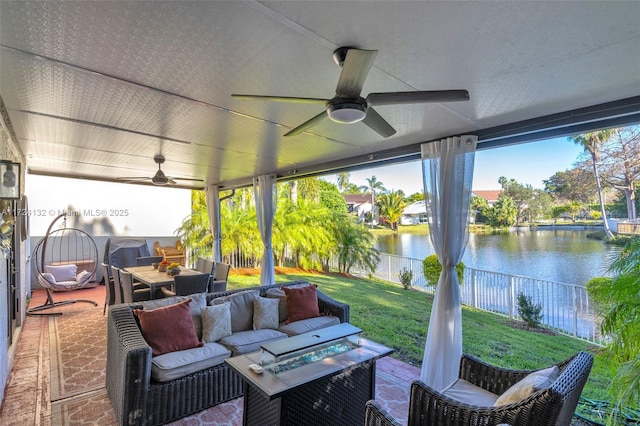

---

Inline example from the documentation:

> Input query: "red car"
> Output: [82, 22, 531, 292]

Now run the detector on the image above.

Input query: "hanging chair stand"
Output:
[28, 213, 98, 316]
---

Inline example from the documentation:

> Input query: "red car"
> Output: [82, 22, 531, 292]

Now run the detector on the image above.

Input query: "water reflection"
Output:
[375, 229, 616, 286]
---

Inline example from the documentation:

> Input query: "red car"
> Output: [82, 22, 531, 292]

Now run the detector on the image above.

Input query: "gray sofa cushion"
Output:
[213, 290, 258, 332]
[278, 315, 340, 336]
[219, 329, 287, 355]
[151, 342, 231, 382]
[441, 378, 499, 407]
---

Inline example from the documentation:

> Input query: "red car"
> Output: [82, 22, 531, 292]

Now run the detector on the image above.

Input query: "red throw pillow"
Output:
[283, 284, 320, 323]
[134, 299, 203, 356]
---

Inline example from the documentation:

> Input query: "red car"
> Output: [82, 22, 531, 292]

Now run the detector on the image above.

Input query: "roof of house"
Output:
[472, 190, 503, 203]
[343, 194, 373, 205]
[403, 201, 427, 215]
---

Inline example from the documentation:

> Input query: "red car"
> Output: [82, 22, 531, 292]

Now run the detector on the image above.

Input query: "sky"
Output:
[25, 136, 584, 236]
[323, 136, 585, 195]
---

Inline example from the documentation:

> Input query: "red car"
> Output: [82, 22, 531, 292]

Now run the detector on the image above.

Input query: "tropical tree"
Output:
[377, 190, 406, 231]
[333, 217, 380, 275]
[599, 126, 640, 220]
[569, 130, 614, 238]
[470, 195, 490, 224]
[599, 238, 640, 421]
[336, 172, 351, 193]
[485, 195, 517, 227]
[498, 176, 535, 225]
[175, 191, 213, 262]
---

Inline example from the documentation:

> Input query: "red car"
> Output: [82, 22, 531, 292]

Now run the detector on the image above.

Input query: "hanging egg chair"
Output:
[28, 213, 99, 315]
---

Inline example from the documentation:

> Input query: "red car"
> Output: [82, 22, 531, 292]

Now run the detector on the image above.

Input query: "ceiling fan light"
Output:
[327, 103, 366, 123]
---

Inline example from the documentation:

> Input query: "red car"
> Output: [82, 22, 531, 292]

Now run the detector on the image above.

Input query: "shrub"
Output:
[421, 254, 465, 287]
[585, 276, 613, 311]
[398, 267, 413, 290]
[517, 293, 543, 328]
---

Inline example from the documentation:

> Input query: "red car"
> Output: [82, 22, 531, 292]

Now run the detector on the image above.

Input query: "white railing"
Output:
[349, 252, 604, 345]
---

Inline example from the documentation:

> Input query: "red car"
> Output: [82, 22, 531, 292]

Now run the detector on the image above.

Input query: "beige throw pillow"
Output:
[253, 296, 280, 330]
[494, 365, 560, 406]
[201, 303, 232, 343]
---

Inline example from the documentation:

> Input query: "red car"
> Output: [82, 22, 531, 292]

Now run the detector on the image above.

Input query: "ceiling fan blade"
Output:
[366, 90, 469, 106]
[116, 177, 151, 181]
[231, 94, 329, 105]
[335, 49, 378, 99]
[170, 177, 205, 182]
[362, 107, 396, 138]
[284, 111, 329, 136]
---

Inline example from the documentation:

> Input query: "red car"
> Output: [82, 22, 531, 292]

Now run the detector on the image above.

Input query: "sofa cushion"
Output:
[212, 290, 258, 332]
[278, 315, 341, 336]
[253, 296, 280, 330]
[283, 284, 320, 323]
[201, 303, 232, 343]
[442, 378, 499, 407]
[494, 365, 560, 406]
[266, 284, 310, 323]
[45, 264, 77, 282]
[134, 299, 203, 356]
[76, 270, 92, 284]
[139, 293, 207, 339]
[42, 272, 57, 285]
[151, 342, 231, 382]
[218, 329, 287, 356]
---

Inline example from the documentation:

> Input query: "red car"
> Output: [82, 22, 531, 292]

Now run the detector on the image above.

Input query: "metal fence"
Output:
[348, 252, 604, 345]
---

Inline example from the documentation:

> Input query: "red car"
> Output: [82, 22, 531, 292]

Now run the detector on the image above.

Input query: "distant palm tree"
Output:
[336, 172, 350, 193]
[377, 190, 406, 232]
[363, 176, 386, 225]
[569, 130, 614, 239]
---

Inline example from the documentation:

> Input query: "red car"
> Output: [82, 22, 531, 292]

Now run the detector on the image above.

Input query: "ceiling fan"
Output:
[232, 46, 469, 138]
[116, 154, 204, 186]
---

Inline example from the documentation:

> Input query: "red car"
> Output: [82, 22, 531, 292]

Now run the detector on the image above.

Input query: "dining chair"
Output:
[101, 262, 115, 315]
[110, 266, 123, 305]
[210, 262, 230, 293]
[119, 270, 152, 303]
[161, 273, 210, 297]
[136, 255, 164, 266]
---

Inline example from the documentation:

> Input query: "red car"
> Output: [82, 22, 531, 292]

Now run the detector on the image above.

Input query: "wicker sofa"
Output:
[364, 351, 593, 426]
[106, 281, 349, 426]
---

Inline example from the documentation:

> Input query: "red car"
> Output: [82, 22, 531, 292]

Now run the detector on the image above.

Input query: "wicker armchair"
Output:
[365, 351, 593, 426]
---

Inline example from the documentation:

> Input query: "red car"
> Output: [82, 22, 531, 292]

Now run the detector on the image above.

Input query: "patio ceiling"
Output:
[1, 1, 639, 190]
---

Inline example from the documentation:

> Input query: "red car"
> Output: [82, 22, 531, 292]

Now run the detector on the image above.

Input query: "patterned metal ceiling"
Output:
[1, 1, 639, 189]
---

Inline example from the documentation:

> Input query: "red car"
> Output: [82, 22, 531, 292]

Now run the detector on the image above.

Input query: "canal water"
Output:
[375, 228, 618, 287]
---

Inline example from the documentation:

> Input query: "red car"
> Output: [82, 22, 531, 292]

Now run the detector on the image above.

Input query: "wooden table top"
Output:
[124, 265, 206, 286]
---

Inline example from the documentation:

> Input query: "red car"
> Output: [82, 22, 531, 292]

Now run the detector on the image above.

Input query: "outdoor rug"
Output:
[49, 304, 107, 401]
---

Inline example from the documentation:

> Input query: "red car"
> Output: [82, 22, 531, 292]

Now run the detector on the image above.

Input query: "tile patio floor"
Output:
[0, 285, 420, 425]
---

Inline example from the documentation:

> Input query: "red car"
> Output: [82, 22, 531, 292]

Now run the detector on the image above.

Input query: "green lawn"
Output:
[227, 270, 610, 402]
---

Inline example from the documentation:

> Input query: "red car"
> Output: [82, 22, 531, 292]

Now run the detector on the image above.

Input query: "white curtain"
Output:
[254, 174, 277, 285]
[420, 135, 477, 390]
[204, 185, 222, 263]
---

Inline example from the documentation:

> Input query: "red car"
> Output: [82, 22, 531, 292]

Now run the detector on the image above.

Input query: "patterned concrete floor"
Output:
[0, 285, 419, 425]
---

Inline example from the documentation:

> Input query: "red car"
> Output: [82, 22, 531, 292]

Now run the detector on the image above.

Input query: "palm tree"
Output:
[569, 130, 614, 239]
[364, 175, 386, 225]
[336, 172, 351, 193]
[377, 190, 406, 232]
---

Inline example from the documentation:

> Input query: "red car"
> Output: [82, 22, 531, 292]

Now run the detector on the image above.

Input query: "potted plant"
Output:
[167, 262, 181, 276]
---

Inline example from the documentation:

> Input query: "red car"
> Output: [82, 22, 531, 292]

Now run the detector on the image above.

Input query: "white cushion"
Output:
[45, 264, 77, 282]
[201, 303, 232, 343]
[42, 272, 57, 284]
[253, 296, 279, 330]
[494, 366, 560, 406]
[151, 342, 231, 382]
[442, 379, 499, 406]
[76, 270, 92, 284]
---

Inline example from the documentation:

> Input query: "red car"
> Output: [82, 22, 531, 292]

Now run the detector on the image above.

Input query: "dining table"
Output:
[124, 265, 208, 299]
